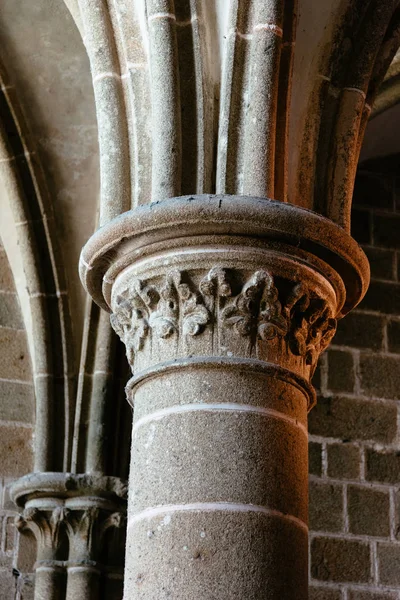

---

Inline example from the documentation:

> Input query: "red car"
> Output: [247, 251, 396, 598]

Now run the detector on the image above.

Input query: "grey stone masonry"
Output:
[309, 161, 400, 598]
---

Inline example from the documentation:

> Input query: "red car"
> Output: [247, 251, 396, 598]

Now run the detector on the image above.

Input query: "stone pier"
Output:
[80, 194, 369, 599]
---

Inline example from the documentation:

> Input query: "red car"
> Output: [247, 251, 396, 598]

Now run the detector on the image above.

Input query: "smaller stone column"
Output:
[11, 473, 127, 600]
[16, 504, 66, 600]
[64, 500, 125, 600]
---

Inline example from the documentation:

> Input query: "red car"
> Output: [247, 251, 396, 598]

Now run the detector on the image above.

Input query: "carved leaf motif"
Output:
[111, 270, 213, 366]
[182, 296, 210, 336]
[222, 270, 287, 340]
[286, 283, 337, 366]
[16, 507, 67, 551]
[200, 267, 232, 299]
[148, 271, 179, 338]
[149, 270, 211, 339]
[110, 280, 158, 360]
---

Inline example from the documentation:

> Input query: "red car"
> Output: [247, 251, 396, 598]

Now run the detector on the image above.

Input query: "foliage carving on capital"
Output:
[111, 269, 212, 362]
[64, 506, 126, 562]
[221, 270, 287, 341]
[111, 267, 337, 369]
[286, 283, 337, 370]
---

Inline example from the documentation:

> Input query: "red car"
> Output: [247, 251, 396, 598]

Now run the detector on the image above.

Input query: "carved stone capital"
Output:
[64, 502, 126, 565]
[16, 504, 66, 563]
[80, 195, 369, 405]
[11, 472, 127, 569]
[110, 267, 337, 381]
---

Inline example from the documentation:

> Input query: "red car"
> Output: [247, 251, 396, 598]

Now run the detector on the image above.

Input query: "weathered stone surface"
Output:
[309, 588, 342, 600]
[0, 425, 32, 476]
[348, 486, 390, 537]
[309, 482, 343, 532]
[378, 544, 400, 586]
[360, 354, 400, 399]
[327, 443, 360, 480]
[0, 329, 31, 381]
[309, 442, 322, 477]
[0, 381, 34, 423]
[311, 537, 371, 583]
[0, 570, 16, 600]
[0, 294, 24, 329]
[334, 312, 384, 351]
[126, 510, 308, 600]
[309, 396, 397, 443]
[327, 350, 355, 392]
[366, 449, 400, 484]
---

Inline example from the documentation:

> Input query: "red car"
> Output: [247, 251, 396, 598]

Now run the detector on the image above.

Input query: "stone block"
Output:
[309, 587, 342, 600]
[0, 381, 34, 423]
[309, 396, 397, 443]
[334, 312, 384, 351]
[373, 213, 400, 249]
[0, 294, 23, 329]
[378, 544, 400, 585]
[327, 443, 360, 480]
[0, 329, 31, 382]
[360, 281, 400, 315]
[309, 441, 322, 477]
[366, 449, 400, 484]
[387, 319, 400, 353]
[360, 354, 400, 399]
[347, 486, 390, 537]
[309, 481, 343, 532]
[348, 591, 398, 599]
[327, 350, 355, 392]
[0, 425, 33, 476]
[363, 246, 395, 281]
[311, 537, 371, 583]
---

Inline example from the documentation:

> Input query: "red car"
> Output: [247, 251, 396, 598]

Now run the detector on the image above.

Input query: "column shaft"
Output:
[125, 360, 310, 599]
[34, 566, 66, 600]
[66, 566, 100, 600]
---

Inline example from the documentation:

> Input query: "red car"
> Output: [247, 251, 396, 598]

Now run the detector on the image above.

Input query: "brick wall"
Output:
[309, 156, 400, 599]
[0, 240, 34, 599]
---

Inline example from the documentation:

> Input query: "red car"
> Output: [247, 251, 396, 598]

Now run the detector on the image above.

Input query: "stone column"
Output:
[64, 501, 124, 600]
[16, 504, 66, 600]
[12, 473, 127, 600]
[80, 195, 369, 600]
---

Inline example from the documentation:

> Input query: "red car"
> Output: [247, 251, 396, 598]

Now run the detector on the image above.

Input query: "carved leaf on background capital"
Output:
[64, 506, 126, 561]
[221, 270, 287, 341]
[16, 507, 67, 550]
[286, 283, 337, 367]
